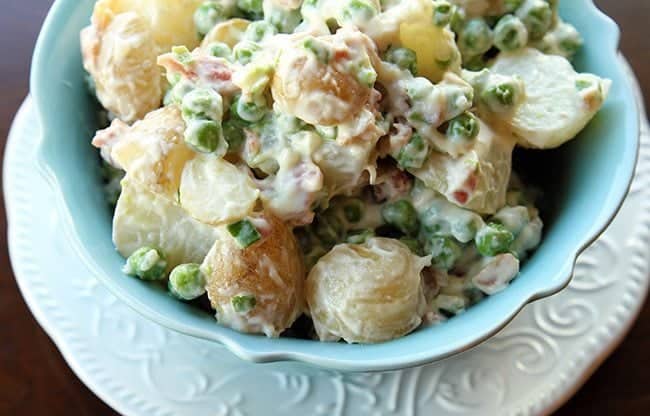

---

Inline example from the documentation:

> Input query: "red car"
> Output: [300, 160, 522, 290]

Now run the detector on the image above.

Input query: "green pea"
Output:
[494, 14, 529, 51]
[450, 6, 466, 33]
[463, 54, 487, 71]
[354, 63, 377, 87]
[432, 1, 454, 27]
[458, 18, 493, 57]
[265, 6, 302, 33]
[181, 88, 223, 122]
[222, 118, 246, 151]
[194, 2, 228, 37]
[236, 95, 268, 122]
[313, 213, 344, 245]
[475, 222, 515, 257]
[427, 236, 462, 270]
[481, 79, 522, 112]
[341, 198, 364, 223]
[244, 21, 278, 42]
[517, 0, 552, 40]
[184, 119, 223, 153]
[228, 220, 261, 249]
[382, 200, 419, 236]
[346, 229, 375, 244]
[167, 79, 194, 105]
[575, 79, 593, 91]
[122, 247, 167, 281]
[237, 0, 263, 19]
[397, 133, 430, 169]
[399, 237, 423, 255]
[206, 42, 233, 60]
[504, 0, 524, 12]
[168, 263, 206, 301]
[342, 0, 378, 24]
[383, 47, 418, 75]
[231, 294, 257, 313]
[446, 112, 479, 141]
[233, 41, 261, 65]
[303, 37, 331, 63]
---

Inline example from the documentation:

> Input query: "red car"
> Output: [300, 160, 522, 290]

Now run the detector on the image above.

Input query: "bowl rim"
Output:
[30, 0, 640, 372]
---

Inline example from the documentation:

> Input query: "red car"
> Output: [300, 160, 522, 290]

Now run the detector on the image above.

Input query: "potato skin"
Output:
[202, 213, 305, 337]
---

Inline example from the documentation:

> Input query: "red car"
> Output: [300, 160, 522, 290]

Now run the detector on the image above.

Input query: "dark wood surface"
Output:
[0, 1, 648, 415]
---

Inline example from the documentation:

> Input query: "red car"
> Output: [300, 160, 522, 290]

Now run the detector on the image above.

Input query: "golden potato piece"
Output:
[306, 238, 431, 343]
[81, 12, 162, 123]
[201, 18, 251, 49]
[202, 213, 305, 337]
[92, 0, 203, 52]
[114, 179, 219, 269]
[92, 106, 194, 201]
[271, 34, 373, 126]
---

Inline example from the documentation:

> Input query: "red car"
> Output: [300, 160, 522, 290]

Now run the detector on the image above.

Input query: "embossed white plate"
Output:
[5, 59, 650, 416]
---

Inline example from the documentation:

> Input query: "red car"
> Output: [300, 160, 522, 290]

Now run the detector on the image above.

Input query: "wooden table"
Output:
[0, 1, 648, 415]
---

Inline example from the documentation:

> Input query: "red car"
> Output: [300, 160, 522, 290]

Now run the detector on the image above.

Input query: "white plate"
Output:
[5, 59, 650, 416]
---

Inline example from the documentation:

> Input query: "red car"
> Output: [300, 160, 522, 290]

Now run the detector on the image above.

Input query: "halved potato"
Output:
[201, 212, 305, 337]
[306, 238, 431, 343]
[82, 0, 204, 122]
[113, 179, 219, 268]
[81, 12, 162, 123]
[179, 155, 259, 226]
[489, 48, 611, 148]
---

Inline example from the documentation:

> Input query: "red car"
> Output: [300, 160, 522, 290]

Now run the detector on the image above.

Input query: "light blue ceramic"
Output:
[31, 0, 639, 372]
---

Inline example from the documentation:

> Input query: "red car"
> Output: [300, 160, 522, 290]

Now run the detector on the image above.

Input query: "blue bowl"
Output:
[31, 0, 639, 371]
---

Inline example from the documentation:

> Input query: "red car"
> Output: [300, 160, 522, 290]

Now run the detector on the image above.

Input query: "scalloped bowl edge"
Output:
[30, 0, 639, 372]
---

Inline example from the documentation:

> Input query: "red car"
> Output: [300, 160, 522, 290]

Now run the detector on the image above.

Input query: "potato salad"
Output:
[82, 0, 610, 343]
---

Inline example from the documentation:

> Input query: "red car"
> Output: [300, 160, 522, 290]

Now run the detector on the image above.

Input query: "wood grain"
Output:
[0, 1, 648, 415]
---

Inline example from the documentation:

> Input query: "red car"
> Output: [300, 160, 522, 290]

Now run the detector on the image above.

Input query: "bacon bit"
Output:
[464, 173, 478, 192]
[333, 49, 350, 62]
[200, 58, 233, 82]
[453, 191, 469, 205]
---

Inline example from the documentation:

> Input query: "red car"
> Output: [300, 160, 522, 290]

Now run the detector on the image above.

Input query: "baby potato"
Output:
[82, 0, 204, 122]
[306, 238, 431, 343]
[92, 0, 203, 53]
[92, 106, 194, 201]
[81, 12, 162, 123]
[201, 213, 305, 337]
[271, 33, 374, 126]
[201, 18, 251, 49]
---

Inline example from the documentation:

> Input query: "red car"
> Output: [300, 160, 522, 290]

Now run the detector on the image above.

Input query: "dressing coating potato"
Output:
[82, 0, 204, 122]
[306, 238, 431, 343]
[201, 213, 305, 337]
[92, 106, 194, 201]
[271, 31, 375, 126]
[81, 12, 162, 123]
[410, 119, 515, 214]
[179, 155, 260, 226]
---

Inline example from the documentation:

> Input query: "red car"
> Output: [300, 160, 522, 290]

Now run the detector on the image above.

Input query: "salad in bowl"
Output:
[80, 0, 612, 344]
